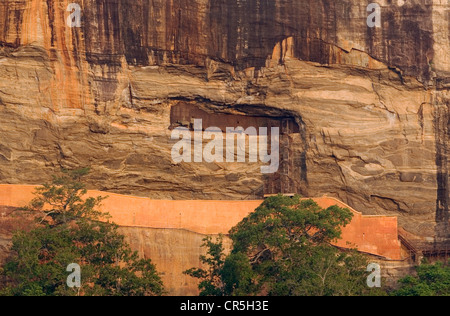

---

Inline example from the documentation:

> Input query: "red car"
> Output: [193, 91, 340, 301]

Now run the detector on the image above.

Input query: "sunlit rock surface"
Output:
[0, 0, 448, 240]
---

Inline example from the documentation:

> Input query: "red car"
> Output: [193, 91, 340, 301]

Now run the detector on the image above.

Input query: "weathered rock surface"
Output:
[120, 227, 231, 296]
[0, 0, 449, 240]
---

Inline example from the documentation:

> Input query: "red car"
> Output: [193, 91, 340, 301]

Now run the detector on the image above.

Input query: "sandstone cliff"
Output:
[0, 0, 449, 240]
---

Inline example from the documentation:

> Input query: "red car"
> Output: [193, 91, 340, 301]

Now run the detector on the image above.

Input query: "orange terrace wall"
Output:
[0, 184, 402, 260]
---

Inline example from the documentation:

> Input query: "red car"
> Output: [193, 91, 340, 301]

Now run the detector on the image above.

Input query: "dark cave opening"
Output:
[170, 102, 308, 197]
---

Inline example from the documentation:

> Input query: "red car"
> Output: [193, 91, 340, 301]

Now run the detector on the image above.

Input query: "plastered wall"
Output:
[0, 184, 402, 260]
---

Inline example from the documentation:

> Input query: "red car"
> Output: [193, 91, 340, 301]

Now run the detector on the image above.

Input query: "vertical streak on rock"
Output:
[121, 0, 149, 66]
[367, 1, 435, 83]
[19, 0, 87, 110]
[207, 0, 279, 70]
[0, 0, 24, 47]
[13, 1, 23, 47]
[434, 88, 449, 240]
[432, 0, 450, 76]
[431, 0, 450, 241]
[83, 0, 122, 113]
[52, 0, 84, 109]
[432, 0, 449, 241]
[45, 0, 55, 47]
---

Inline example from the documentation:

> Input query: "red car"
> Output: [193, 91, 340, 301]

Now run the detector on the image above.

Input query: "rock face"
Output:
[0, 0, 449, 239]
[120, 227, 233, 296]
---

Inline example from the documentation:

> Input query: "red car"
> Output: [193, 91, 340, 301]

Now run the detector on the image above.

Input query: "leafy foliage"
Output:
[0, 169, 165, 296]
[392, 260, 450, 296]
[22, 168, 106, 226]
[185, 235, 228, 296]
[184, 235, 256, 296]
[186, 195, 379, 296]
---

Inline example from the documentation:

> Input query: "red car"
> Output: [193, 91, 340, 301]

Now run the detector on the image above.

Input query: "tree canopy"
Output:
[186, 195, 379, 296]
[0, 169, 165, 296]
[392, 260, 450, 296]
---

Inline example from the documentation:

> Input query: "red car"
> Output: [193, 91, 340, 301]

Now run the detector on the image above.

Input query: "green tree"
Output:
[184, 235, 228, 296]
[392, 260, 450, 296]
[23, 168, 105, 226]
[184, 235, 256, 296]
[0, 169, 165, 296]
[186, 195, 382, 296]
